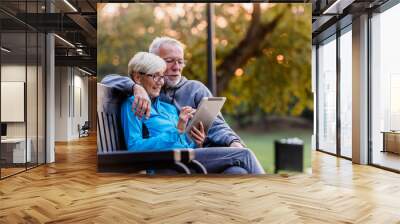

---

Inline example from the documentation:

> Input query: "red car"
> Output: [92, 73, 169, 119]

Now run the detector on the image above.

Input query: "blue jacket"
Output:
[121, 95, 196, 151]
[102, 74, 244, 147]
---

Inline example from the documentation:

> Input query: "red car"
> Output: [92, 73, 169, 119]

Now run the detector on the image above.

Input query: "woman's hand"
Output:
[177, 106, 195, 133]
[190, 122, 205, 148]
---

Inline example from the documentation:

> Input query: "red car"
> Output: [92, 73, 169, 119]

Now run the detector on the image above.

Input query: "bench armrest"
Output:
[97, 148, 195, 173]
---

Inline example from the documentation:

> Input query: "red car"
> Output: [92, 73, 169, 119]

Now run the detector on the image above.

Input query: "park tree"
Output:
[98, 3, 312, 125]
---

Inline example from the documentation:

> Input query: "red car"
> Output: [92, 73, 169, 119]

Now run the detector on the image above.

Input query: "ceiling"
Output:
[0, 0, 97, 74]
[1, 0, 395, 74]
[311, 0, 390, 43]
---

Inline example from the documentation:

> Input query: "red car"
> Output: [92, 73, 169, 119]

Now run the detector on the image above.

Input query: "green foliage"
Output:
[98, 3, 312, 118]
[220, 4, 312, 117]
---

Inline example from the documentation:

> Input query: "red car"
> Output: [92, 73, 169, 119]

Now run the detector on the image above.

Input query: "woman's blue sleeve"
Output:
[121, 97, 189, 151]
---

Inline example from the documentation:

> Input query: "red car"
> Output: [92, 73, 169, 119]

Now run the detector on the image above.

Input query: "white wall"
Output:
[1, 65, 26, 140]
[1, 65, 39, 137]
[1, 64, 46, 164]
[72, 73, 89, 138]
[54, 66, 69, 141]
[54, 67, 89, 141]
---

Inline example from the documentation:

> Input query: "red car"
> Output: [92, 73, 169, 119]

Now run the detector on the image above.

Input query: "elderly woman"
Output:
[121, 52, 265, 174]
[121, 52, 203, 150]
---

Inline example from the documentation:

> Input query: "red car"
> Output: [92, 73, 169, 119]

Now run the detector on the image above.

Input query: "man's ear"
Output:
[132, 72, 142, 84]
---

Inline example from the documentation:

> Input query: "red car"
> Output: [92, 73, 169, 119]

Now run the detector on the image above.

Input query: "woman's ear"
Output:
[132, 72, 142, 84]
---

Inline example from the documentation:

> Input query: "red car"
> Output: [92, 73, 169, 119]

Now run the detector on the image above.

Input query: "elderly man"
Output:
[102, 36, 244, 148]
[119, 52, 265, 174]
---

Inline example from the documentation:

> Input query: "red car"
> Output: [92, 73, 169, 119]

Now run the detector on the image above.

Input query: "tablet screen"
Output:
[185, 97, 226, 134]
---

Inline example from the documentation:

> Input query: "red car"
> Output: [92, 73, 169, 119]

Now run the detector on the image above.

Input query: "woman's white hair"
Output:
[127, 52, 166, 77]
[149, 36, 185, 55]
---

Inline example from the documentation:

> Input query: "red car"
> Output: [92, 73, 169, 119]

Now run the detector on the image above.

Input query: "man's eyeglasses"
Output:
[139, 72, 165, 82]
[163, 58, 185, 66]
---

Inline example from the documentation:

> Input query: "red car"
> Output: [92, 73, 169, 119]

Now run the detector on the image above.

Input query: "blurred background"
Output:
[98, 3, 312, 173]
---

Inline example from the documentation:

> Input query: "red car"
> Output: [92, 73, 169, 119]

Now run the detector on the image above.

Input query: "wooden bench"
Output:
[97, 83, 206, 174]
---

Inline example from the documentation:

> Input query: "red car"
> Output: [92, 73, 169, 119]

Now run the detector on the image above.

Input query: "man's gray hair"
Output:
[149, 36, 185, 55]
[127, 52, 166, 76]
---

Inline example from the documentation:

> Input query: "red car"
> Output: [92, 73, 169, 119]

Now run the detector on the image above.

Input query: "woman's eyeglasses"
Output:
[139, 72, 165, 82]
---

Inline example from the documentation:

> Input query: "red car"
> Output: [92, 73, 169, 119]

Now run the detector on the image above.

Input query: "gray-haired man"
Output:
[102, 36, 244, 148]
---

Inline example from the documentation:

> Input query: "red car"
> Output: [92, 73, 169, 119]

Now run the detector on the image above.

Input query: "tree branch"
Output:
[216, 4, 287, 95]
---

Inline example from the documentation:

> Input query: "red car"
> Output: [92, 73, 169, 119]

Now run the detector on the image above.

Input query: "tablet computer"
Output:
[185, 97, 226, 133]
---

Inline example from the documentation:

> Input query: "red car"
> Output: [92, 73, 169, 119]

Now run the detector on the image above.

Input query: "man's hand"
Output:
[132, 84, 151, 119]
[190, 122, 205, 148]
[230, 141, 244, 148]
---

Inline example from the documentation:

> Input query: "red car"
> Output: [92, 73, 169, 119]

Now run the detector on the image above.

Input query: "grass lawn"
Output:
[237, 128, 312, 174]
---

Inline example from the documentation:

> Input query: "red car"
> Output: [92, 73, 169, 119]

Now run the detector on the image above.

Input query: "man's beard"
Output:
[165, 76, 181, 88]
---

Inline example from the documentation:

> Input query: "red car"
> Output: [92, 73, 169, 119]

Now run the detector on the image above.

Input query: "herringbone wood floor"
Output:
[1, 135, 400, 223]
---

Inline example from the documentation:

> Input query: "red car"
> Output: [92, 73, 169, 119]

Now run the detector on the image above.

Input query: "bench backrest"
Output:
[97, 83, 126, 152]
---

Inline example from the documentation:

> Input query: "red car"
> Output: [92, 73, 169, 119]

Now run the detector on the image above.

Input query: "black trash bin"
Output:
[274, 138, 304, 173]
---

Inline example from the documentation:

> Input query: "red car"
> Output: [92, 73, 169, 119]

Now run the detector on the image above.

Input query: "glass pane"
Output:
[27, 31, 38, 169]
[1, 10, 27, 177]
[0, 1, 46, 179]
[340, 29, 352, 158]
[27, 0, 38, 169]
[317, 37, 337, 154]
[38, 32, 45, 165]
[371, 4, 400, 171]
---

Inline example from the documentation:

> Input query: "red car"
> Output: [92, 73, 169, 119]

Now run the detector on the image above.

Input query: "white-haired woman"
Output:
[121, 52, 265, 174]
[121, 52, 203, 150]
